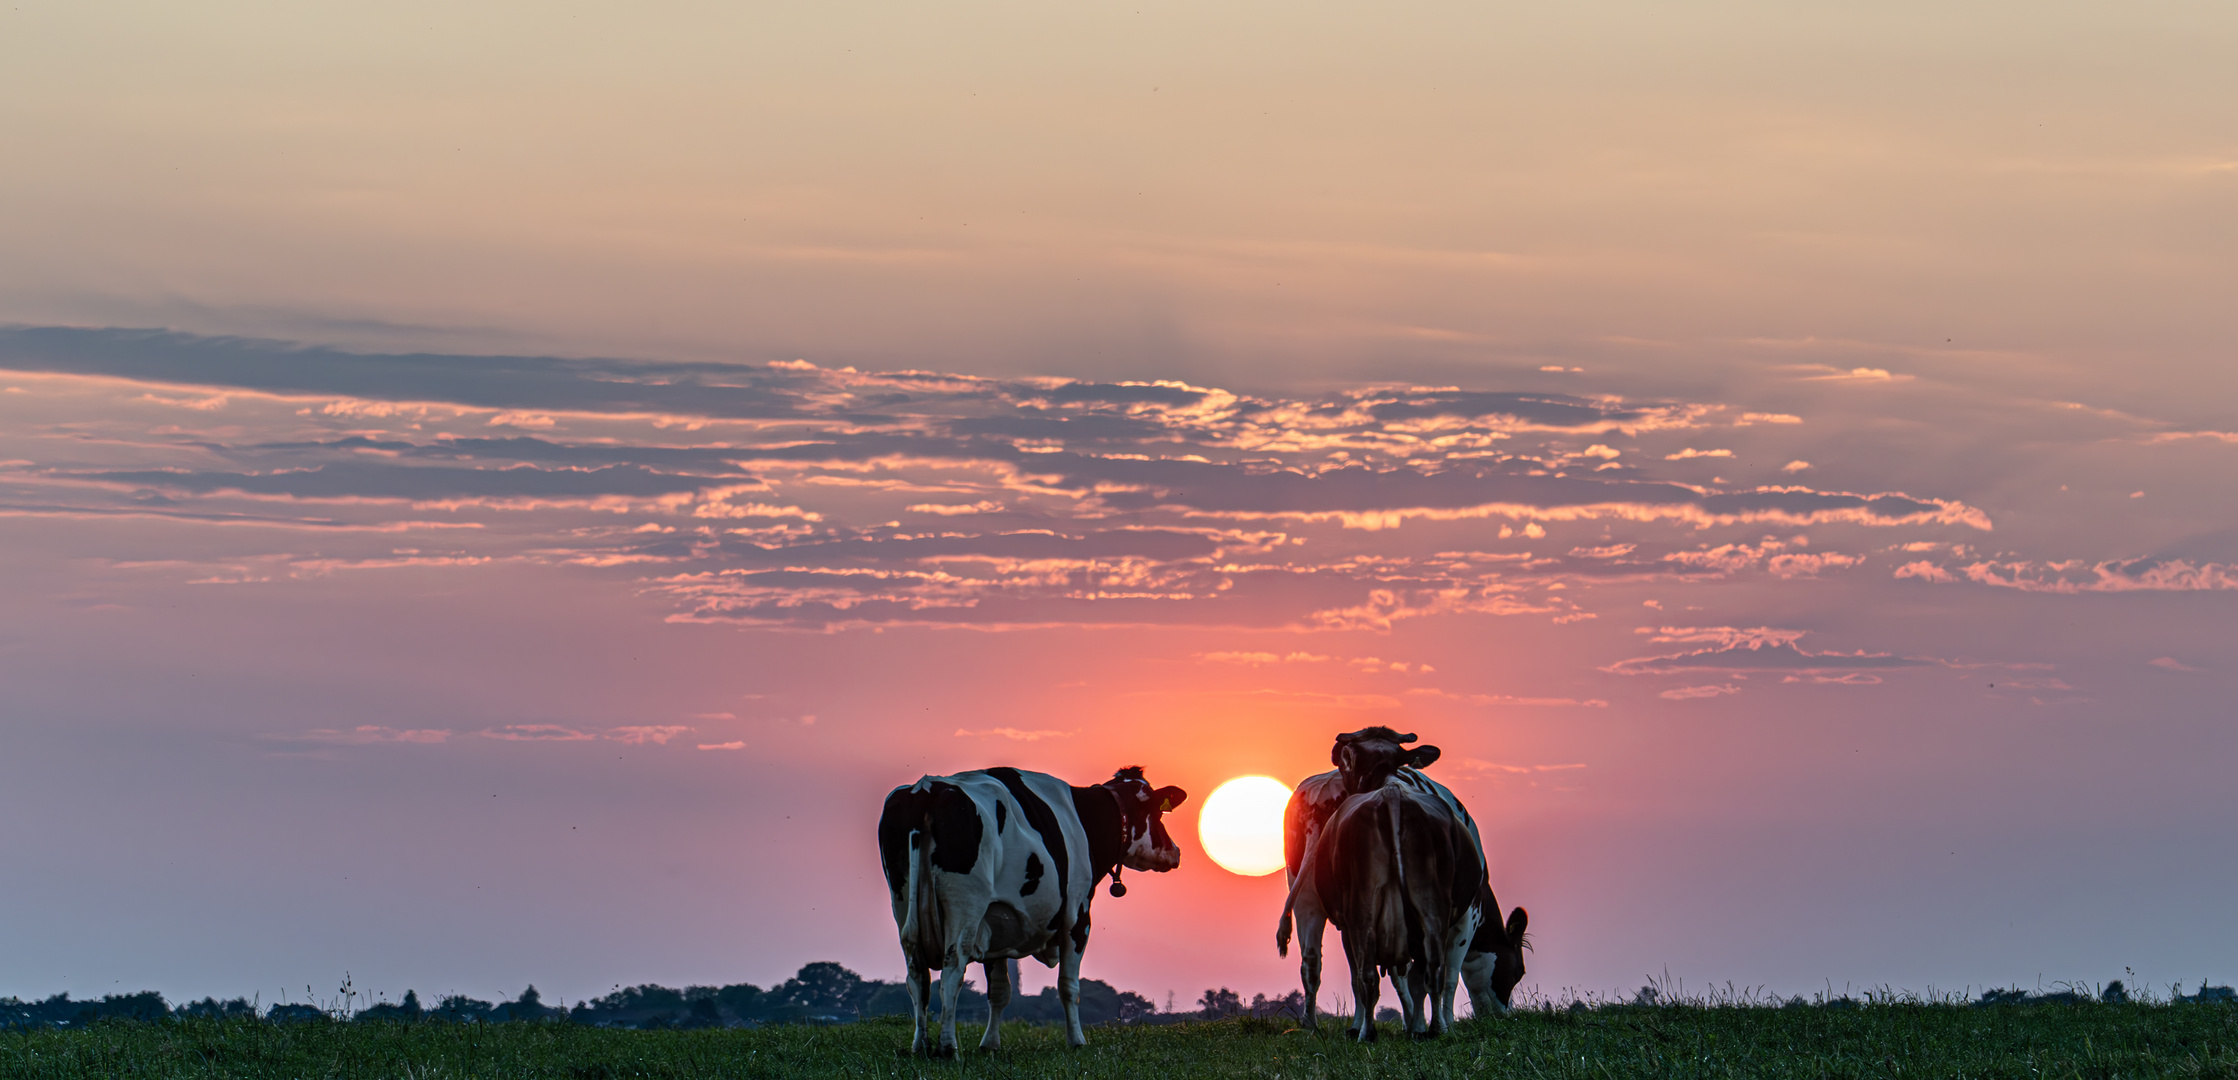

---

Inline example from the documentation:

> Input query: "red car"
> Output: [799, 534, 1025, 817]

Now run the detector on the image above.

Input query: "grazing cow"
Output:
[877, 766, 1187, 1056]
[1278, 727, 1529, 1035]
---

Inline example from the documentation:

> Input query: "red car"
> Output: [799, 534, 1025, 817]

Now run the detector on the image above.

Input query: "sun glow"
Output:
[1197, 776, 1293, 877]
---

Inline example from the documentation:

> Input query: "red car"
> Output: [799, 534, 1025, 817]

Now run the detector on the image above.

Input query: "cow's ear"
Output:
[1506, 907, 1529, 947]
[1154, 785, 1188, 812]
[1408, 744, 1442, 769]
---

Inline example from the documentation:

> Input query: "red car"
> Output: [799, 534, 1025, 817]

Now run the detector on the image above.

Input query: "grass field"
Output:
[6, 1004, 2238, 1079]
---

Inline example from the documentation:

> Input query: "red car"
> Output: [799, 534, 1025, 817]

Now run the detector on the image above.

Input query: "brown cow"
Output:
[1279, 727, 1529, 1034]
[1309, 776, 1480, 1039]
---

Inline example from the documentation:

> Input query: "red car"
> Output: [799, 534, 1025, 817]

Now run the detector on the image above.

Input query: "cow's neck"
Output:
[1069, 783, 1127, 887]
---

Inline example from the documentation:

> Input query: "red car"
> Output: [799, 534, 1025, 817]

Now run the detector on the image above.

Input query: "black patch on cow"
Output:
[1468, 883, 1507, 954]
[984, 767, 1069, 917]
[1069, 783, 1125, 887]
[926, 782, 983, 875]
[1021, 852, 1044, 895]
[1071, 905, 1092, 955]
[995, 800, 1007, 833]
[876, 785, 924, 899]
[983, 902, 1031, 956]
[876, 781, 986, 895]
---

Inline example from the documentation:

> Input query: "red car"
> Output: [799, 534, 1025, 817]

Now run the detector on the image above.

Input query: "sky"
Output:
[1, 0, 2234, 1011]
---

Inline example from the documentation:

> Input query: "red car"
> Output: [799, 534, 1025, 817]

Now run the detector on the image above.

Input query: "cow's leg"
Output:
[1345, 944, 1373, 1039]
[1422, 953, 1453, 1037]
[1398, 962, 1427, 1037]
[905, 957, 934, 1055]
[1057, 928, 1088, 1047]
[932, 946, 968, 1058]
[978, 958, 1011, 1051]
[1347, 948, 1380, 1043]
[1460, 952, 1501, 1018]
[1441, 903, 1483, 1031]
[1435, 929, 1471, 1034]
[1297, 894, 1327, 1030]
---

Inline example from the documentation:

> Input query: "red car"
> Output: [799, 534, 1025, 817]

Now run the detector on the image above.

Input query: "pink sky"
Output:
[0, 0, 2234, 1010]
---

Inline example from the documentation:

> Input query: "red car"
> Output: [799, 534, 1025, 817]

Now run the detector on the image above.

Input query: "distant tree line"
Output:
[0, 962, 1191, 1030]
[8, 970, 2233, 1030]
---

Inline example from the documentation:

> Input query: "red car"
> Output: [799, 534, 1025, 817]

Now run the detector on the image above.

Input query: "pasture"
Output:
[8, 1001, 2238, 1079]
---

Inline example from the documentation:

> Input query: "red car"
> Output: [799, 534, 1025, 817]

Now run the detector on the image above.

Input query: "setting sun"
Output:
[1197, 776, 1293, 877]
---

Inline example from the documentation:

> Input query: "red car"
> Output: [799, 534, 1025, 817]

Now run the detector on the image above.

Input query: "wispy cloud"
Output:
[1407, 688, 1608, 707]
[1448, 758, 1588, 777]
[953, 727, 1074, 741]
[478, 724, 597, 741]
[1607, 627, 1934, 676]
[1660, 684, 1741, 699]
[1196, 650, 1331, 665]
[474, 724, 696, 743]
[1895, 556, 2238, 593]
[1802, 366, 1910, 382]
[1959, 559, 2238, 593]
[270, 725, 452, 745]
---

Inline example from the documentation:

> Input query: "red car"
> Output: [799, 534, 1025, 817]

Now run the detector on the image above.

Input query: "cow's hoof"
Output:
[929, 1045, 957, 1060]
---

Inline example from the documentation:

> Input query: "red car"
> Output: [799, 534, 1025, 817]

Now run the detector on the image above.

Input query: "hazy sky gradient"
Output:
[1, 1, 2233, 1010]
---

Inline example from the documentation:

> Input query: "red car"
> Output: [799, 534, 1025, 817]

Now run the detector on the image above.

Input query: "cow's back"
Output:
[1314, 786, 1411, 971]
[1391, 767, 1484, 871]
[1284, 770, 1348, 885]
[977, 767, 1095, 921]
[881, 768, 1091, 969]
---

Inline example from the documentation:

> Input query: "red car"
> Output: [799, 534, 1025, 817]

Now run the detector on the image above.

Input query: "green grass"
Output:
[5, 1006, 2237, 1079]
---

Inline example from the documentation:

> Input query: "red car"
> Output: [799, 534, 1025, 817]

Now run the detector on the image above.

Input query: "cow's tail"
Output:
[1275, 844, 1305, 958]
[1386, 788, 1420, 967]
[1275, 893, 1294, 958]
[1277, 822, 1327, 958]
[899, 786, 940, 955]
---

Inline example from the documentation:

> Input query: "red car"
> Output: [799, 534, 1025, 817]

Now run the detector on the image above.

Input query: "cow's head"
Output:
[1103, 766, 1188, 874]
[1489, 907, 1530, 1009]
[1331, 726, 1441, 794]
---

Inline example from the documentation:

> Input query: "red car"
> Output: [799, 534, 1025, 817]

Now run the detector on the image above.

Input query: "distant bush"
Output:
[0, 993, 172, 1028]
[264, 1004, 329, 1024]
[2179, 983, 2236, 1005]
[355, 991, 423, 1023]
[174, 997, 256, 1020]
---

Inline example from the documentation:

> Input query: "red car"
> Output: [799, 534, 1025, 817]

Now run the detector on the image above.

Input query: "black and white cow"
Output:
[877, 766, 1187, 1055]
[1277, 727, 1528, 1036]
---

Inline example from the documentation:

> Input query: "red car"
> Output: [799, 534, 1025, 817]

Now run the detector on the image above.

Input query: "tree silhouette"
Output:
[775, 962, 862, 1012]
[1198, 987, 1242, 1017]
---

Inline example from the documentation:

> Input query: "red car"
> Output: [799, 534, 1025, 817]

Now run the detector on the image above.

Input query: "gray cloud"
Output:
[1361, 390, 1642, 428]
[1605, 628, 1941, 676]
[0, 327, 855, 421]
[79, 463, 726, 501]
[1897, 557, 2238, 593]
[2, 327, 2001, 630]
